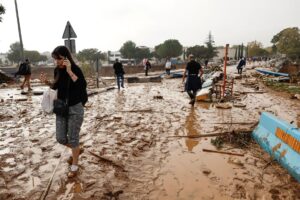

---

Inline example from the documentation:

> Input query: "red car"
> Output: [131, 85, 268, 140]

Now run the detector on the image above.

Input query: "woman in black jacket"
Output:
[40, 46, 87, 178]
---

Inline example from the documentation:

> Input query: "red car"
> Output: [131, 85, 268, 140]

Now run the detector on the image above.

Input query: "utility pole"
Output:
[14, 0, 24, 61]
[96, 57, 99, 88]
[222, 44, 229, 98]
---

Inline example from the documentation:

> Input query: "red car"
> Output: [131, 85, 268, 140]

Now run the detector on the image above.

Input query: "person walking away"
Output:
[143, 58, 150, 76]
[237, 57, 246, 75]
[39, 45, 88, 178]
[19, 59, 32, 91]
[182, 54, 203, 106]
[113, 58, 125, 90]
[165, 58, 172, 75]
[142, 58, 147, 76]
[145, 59, 151, 76]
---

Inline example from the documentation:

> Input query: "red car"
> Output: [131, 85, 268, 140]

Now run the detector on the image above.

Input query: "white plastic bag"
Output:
[41, 88, 57, 114]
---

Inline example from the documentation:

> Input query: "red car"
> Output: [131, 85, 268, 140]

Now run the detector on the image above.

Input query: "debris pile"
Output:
[211, 131, 253, 149]
[0, 71, 14, 84]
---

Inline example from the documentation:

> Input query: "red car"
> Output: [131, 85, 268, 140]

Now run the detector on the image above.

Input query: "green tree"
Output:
[271, 44, 277, 55]
[120, 41, 136, 60]
[186, 45, 207, 61]
[247, 41, 269, 57]
[24, 50, 47, 64]
[7, 42, 22, 63]
[240, 43, 244, 58]
[77, 48, 106, 64]
[234, 47, 238, 60]
[0, 4, 5, 22]
[271, 27, 300, 60]
[155, 39, 182, 58]
[135, 47, 151, 63]
[237, 45, 241, 59]
[7, 42, 50, 64]
[205, 31, 218, 60]
[153, 44, 163, 60]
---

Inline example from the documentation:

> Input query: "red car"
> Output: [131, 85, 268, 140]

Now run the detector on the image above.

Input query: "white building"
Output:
[106, 51, 135, 65]
[0, 53, 11, 66]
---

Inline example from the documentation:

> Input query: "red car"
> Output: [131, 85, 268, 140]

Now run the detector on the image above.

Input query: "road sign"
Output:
[64, 39, 76, 54]
[62, 21, 77, 39]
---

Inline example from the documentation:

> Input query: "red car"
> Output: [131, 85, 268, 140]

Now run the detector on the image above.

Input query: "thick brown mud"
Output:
[0, 67, 300, 199]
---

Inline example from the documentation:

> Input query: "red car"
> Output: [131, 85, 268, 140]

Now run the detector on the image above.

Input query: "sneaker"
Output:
[67, 170, 77, 178]
[28, 88, 33, 91]
[67, 165, 79, 178]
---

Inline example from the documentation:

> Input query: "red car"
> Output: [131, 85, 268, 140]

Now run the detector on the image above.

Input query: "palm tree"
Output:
[0, 4, 5, 22]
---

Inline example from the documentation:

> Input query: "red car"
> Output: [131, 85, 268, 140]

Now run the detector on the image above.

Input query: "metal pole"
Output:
[96, 58, 99, 88]
[14, 0, 24, 61]
[222, 44, 229, 98]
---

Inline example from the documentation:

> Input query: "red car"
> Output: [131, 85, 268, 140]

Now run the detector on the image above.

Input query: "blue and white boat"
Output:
[252, 112, 300, 182]
[256, 68, 289, 77]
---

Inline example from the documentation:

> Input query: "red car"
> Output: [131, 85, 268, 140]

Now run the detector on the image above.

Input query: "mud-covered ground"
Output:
[0, 66, 300, 200]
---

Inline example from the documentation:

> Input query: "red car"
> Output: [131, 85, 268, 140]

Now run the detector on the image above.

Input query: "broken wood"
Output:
[206, 122, 256, 125]
[119, 109, 153, 113]
[88, 86, 116, 96]
[170, 130, 253, 138]
[40, 150, 64, 200]
[263, 159, 275, 170]
[202, 148, 244, 156]
[88, 150, 127, 172]
[233, 103, 246, 108]
[215, 103, 232, 109]
[240, 91, 265, 94]
[171, 132, 231, 138]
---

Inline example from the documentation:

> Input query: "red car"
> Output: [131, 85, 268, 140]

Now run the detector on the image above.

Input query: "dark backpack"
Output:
[17, 63, 29, 75]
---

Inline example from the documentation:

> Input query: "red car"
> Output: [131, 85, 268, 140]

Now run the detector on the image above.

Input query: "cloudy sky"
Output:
[0, 0, 299, 53]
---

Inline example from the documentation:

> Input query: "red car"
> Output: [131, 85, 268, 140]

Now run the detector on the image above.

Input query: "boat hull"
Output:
[252, 112, 300, 182]
[256, 69, 289, 77]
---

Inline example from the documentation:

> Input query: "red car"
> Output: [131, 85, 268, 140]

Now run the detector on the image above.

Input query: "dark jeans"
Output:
[237, 67, 243, 75]
[187, 90, 197, 100]
[166, 69, 171, 75]
[187, 90, 197, 106]
[116, 74, 124, 89]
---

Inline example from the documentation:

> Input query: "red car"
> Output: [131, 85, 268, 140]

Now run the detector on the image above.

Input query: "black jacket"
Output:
[52, 65, 88, 106]
[113, 62, 125, 75]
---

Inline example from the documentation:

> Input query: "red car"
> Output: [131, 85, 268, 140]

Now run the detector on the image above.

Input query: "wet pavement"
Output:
[0, 66, 300, 199]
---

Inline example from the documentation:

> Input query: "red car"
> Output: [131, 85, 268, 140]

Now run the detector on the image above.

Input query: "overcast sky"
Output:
[0, 0, 299, 53]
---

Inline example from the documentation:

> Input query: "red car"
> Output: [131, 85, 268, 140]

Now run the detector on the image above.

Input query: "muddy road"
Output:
[0, 67, 300, 200]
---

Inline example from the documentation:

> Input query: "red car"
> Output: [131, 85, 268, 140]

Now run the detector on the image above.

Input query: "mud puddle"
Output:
[0, 72, 300, 199]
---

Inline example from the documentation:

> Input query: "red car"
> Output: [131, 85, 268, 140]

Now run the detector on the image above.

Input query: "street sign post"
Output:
[62, 21, 77, 54]
[64, 39, 76, 54]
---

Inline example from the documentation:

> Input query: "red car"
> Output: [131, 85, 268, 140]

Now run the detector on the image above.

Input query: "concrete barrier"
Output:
[252, 112, 300, 182]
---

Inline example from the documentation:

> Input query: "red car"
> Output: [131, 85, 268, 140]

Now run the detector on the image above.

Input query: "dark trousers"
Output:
[145, 67, 148, 76]
[187, 90, 197, 105]
[166, 69, 171, 75]
[237, 67, 242, 75]
[116, 74, 124, 89]
[187, 90, 197, 100]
